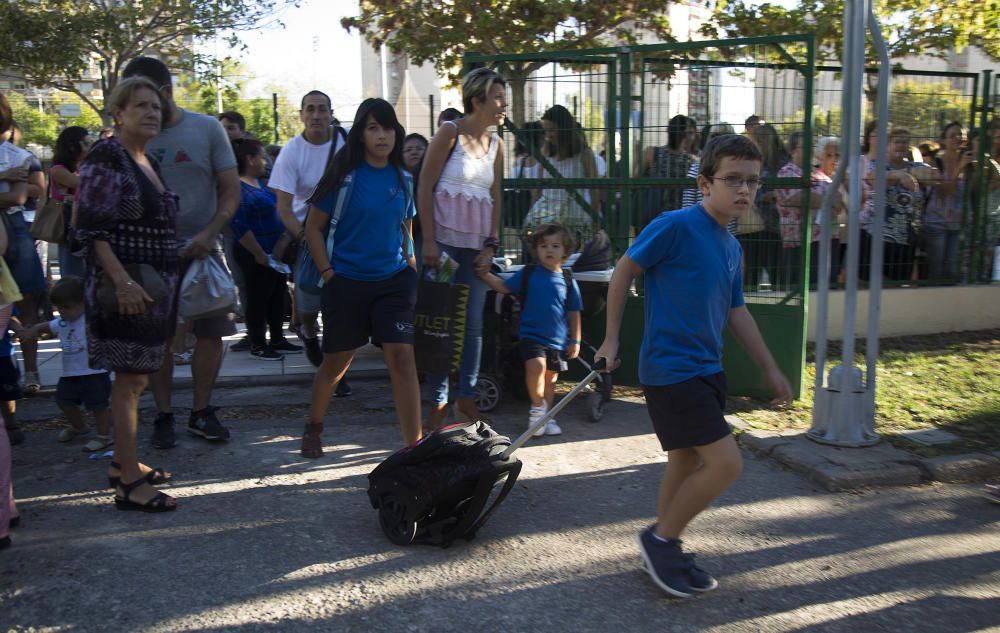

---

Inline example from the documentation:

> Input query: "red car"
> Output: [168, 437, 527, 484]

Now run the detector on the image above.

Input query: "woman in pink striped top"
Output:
[418, 68, 507, 429]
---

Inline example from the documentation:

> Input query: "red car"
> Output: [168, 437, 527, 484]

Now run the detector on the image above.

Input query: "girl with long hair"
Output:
[300, 98, 421, 457]
[49, 126, 93, 279]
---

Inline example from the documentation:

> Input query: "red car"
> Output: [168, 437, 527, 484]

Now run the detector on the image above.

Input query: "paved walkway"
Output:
[24, 325, 387, 389]
[3, 379, 998, 632]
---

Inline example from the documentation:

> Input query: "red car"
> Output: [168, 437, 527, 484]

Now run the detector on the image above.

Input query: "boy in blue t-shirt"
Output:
[480, 223, 582, 437]
[596, 135, 793, 598]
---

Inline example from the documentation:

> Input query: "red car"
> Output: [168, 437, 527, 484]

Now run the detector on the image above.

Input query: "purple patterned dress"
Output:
[75, 137, 180, 373]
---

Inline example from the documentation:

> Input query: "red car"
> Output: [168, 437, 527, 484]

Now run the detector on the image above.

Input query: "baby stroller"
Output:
[475, 230, 614, 422]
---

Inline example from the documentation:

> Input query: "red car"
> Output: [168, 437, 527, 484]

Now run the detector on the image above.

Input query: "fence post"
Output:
[272, 93, 279, 144]
[429, 94, 435, 136]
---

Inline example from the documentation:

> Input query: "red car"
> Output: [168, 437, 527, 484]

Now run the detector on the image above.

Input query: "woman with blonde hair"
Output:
[418, 67, 507, 429]
[76, 76, 181, 512]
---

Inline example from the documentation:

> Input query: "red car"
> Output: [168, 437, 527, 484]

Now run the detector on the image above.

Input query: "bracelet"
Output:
[568, 338, 580, 344]
[320, 267, 333, 275]
[483, 236, 500, 251]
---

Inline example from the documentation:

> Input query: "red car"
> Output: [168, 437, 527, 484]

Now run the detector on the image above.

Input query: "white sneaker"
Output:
[529, 404, 547, 437]
[544, 420, 562, 436]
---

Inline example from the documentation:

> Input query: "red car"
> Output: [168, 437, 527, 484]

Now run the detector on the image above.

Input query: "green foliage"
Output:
[7, 93, 59, 149]
[342, 0, 680, 124]
[705, 0, 999, 63]
[887, 79, 972, 140]
[0, 0, 295, 119]
[171, 60, 301, 144]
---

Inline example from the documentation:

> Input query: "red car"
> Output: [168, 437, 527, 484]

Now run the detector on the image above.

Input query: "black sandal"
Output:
[114, 478, 177, 513]
[107, 461, 173, 489]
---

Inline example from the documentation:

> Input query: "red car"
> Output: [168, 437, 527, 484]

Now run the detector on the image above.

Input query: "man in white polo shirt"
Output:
[267, 90, 352, 396]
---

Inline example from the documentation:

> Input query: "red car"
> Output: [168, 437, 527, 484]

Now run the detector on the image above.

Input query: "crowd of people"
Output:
[0, 59, 997, 598]
[629, 113, 1000, 289]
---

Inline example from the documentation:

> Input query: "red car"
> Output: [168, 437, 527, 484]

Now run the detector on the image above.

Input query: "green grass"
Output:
[726, 329, 1000, 456]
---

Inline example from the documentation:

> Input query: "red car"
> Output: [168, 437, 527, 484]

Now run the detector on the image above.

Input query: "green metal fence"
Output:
[466, 35, 817, 398]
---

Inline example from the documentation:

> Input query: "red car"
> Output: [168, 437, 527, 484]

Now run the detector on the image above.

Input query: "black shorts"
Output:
[56, 373, 112, 411]
[643, 372, 731, 451]
[320, 266, 417, 353]
[0, 356, 21, 401]
[519, 339, 568, 372]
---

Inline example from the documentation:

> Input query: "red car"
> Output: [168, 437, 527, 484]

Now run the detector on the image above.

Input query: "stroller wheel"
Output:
[587, 390, 605, 422]
[475, 374, 503, 412]
[378, 495, 417, 545]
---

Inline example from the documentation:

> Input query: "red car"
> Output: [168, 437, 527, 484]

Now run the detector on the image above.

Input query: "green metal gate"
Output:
[465, 35, 817, 399]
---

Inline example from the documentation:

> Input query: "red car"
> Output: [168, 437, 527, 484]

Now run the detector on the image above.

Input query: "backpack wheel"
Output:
[474, 374, 502, 412]
[587, 390, 604, 422]
[378, 495, 417, 545]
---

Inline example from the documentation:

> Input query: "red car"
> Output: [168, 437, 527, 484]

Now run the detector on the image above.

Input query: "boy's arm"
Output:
[478, 270, 510, 295]
[727, 305, 793, 404]
[566, 311, 581, 360]
[594, 254, 642, 372]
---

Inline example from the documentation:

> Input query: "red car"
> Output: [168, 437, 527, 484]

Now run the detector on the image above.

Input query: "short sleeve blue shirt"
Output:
[313, 161, 415, 281]
[503, 266, 582, 351]
[626, 205, 745, 386]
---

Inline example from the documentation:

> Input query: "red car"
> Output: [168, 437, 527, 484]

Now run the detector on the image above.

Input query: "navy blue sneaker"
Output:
[636, 527, 693, 598]
[682, 551, 718, 592]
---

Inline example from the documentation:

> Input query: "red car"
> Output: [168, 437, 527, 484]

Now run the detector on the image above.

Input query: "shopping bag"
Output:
[30, 198, 67, 243]
[178, 256, 236, 320]
[413, 280, 469, 375]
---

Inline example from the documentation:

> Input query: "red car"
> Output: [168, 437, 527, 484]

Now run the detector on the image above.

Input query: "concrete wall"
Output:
[807, 285, 1000, 341]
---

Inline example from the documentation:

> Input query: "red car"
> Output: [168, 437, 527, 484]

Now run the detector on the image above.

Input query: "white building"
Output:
[360, 45, 461, 139]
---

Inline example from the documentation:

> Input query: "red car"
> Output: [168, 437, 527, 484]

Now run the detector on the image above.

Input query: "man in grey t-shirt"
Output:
[123, 57, 241, 448]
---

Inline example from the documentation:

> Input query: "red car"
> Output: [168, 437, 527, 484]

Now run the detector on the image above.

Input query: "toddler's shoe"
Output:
[58, 425, 90, 442]
[544, 419, 563, 436]
[83, 434, 113, 452]
[528, 404, 547, 437]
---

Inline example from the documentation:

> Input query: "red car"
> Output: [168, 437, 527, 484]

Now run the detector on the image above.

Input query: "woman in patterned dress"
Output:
[76, 77, 180, 512]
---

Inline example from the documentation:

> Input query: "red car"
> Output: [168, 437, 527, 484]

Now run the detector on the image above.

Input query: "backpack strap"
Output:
[317, 172, 355, 288]
[519, 263, 536, 312]
[401, 171, 415, 259]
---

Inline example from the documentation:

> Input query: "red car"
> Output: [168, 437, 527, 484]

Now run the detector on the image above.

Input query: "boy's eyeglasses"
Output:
[707, 175, 761, 190]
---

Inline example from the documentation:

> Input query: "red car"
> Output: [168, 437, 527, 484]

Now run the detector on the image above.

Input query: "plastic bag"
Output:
[178, 255, 236, 320]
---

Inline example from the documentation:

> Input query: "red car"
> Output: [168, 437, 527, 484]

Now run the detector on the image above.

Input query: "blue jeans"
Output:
[923, 227, 960, 282]
[4, 211, 46, 295]
[425, 243, 488, 405]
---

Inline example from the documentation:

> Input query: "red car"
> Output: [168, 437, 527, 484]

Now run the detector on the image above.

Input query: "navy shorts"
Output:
[56, 373, 111, 412]
[0, 355, 21, 401]
[320, 266, 417, 353]
[519, 339, 568, 372]
[643, 372, 731, 451]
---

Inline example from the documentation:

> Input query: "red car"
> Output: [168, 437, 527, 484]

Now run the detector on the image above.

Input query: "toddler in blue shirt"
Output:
[480, 223, 582, 437]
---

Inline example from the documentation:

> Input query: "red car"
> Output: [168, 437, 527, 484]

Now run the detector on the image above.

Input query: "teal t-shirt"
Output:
[627, 205, 745, 386]
[313, 161, 415, 281]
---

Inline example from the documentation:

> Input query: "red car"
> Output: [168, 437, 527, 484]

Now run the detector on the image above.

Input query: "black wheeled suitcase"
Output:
[367, 359, 608, 547]
[368, 419, 521, 547]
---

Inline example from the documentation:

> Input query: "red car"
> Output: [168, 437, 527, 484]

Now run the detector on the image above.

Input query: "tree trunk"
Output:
[508, 73, 527, 127]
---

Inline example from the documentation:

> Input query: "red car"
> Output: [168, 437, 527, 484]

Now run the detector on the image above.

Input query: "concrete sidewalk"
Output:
[23, 325, 388, 389]
[3, 379, 999, 632]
